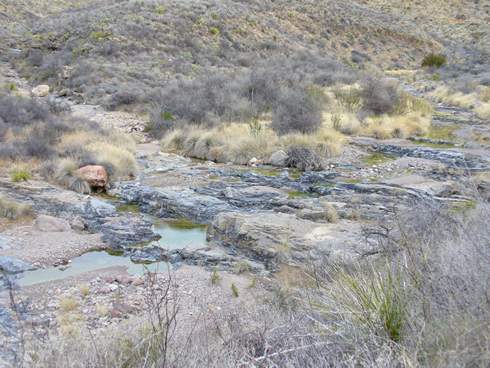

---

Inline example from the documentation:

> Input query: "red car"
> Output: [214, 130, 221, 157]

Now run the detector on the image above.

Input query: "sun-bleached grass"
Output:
[162, 122, 344, 165]
[161, 82, 433, 165]
[0, 196, 32, 219]
[327, 84, 432, 139]
[431, 85, 490, 120]
[50, 130, 137, 188]
[85, 142, 137, 179]
[431, 86, 478, 109]
[360, 112, 431, 139]
[475, 102, 490, 120]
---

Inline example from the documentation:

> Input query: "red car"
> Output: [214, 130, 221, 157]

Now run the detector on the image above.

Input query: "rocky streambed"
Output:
[1, 89, 489, 366]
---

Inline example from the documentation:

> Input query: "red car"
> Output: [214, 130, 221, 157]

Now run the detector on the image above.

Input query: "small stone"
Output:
[269, 150, 288, 167]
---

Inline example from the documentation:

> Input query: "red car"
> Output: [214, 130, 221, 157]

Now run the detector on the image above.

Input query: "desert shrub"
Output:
[361, 78, 400, 115]
[147, 53, 353, 137]
[329, 265, 406, 342]
[0, 95, 49, 129]
[271, 88, 323, 135]
[104, 87, 141, 110]
[150, 72, 252, 130]
[334, 87, 363, 112]
[47, 96, 71, 114]
[421, 53, 447, 68]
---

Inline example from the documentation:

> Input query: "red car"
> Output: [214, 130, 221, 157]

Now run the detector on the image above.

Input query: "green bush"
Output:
[10, 167, 32, 182]
[209, 27, 220, 36]
[421, 54, 447, 68]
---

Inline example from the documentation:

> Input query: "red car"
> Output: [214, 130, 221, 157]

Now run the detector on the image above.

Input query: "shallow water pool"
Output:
[152, 218, 207, 251]
[18, 251, 168, 287]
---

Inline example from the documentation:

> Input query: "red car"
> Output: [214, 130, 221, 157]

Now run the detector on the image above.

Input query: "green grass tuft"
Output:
[10, 167, 32, 182]
[231, 283, 239, 298]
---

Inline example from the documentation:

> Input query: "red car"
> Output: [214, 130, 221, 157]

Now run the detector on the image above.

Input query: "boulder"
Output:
[269, 150, 288, 167]
[0, 256, 34, 274]
[109, 183, 233, 223]
[207, 211, 366, 268]
[222, 186, 286, 208]
[31, 85, 50, 97]
[75, 165, 108, 188]
[34, 215, 71, 232]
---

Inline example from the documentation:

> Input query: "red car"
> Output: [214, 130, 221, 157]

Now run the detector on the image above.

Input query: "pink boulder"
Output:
[75, 165, 108, 188]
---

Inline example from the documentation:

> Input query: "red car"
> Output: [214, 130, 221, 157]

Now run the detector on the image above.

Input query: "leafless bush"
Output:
[271, 88, 324, 135]
[361, 78, 400, 115]
[307, 199, 490, 367]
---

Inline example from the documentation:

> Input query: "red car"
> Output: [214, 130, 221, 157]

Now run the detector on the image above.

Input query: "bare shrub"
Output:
[361, 78, 400, 115]
[308, 200, 490, 367]
[271, 87, 324, 135]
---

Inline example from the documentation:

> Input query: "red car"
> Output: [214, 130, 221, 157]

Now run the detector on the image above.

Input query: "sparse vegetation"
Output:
[231, 283, 239, 297]
[0, 93, 136, 190]
[2, 2, 489, 368]
[0, 196, 32, 219]
[210, 269, 221, 285]
[362, 152, 395, 165]
[233, 261, 251, 274]
[59, 297, 79, 313]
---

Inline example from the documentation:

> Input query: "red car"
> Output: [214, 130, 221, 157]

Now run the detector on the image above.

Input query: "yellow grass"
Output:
[86, 142, 137, 179]
[361, 112, 431, 139]
[162, 121, 344, 164]
[431, 86, 478, 109]
[475, 102, 490, 120]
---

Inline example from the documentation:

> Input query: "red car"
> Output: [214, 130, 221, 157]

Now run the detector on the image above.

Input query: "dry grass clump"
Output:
[431, 86, 478, 109]
[0, 196, 32, 219]
[162, 122, 344, 165]
[431, 85, 490, 119]
[326, 83, 432, 139]
[360, 112, 431, 139]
